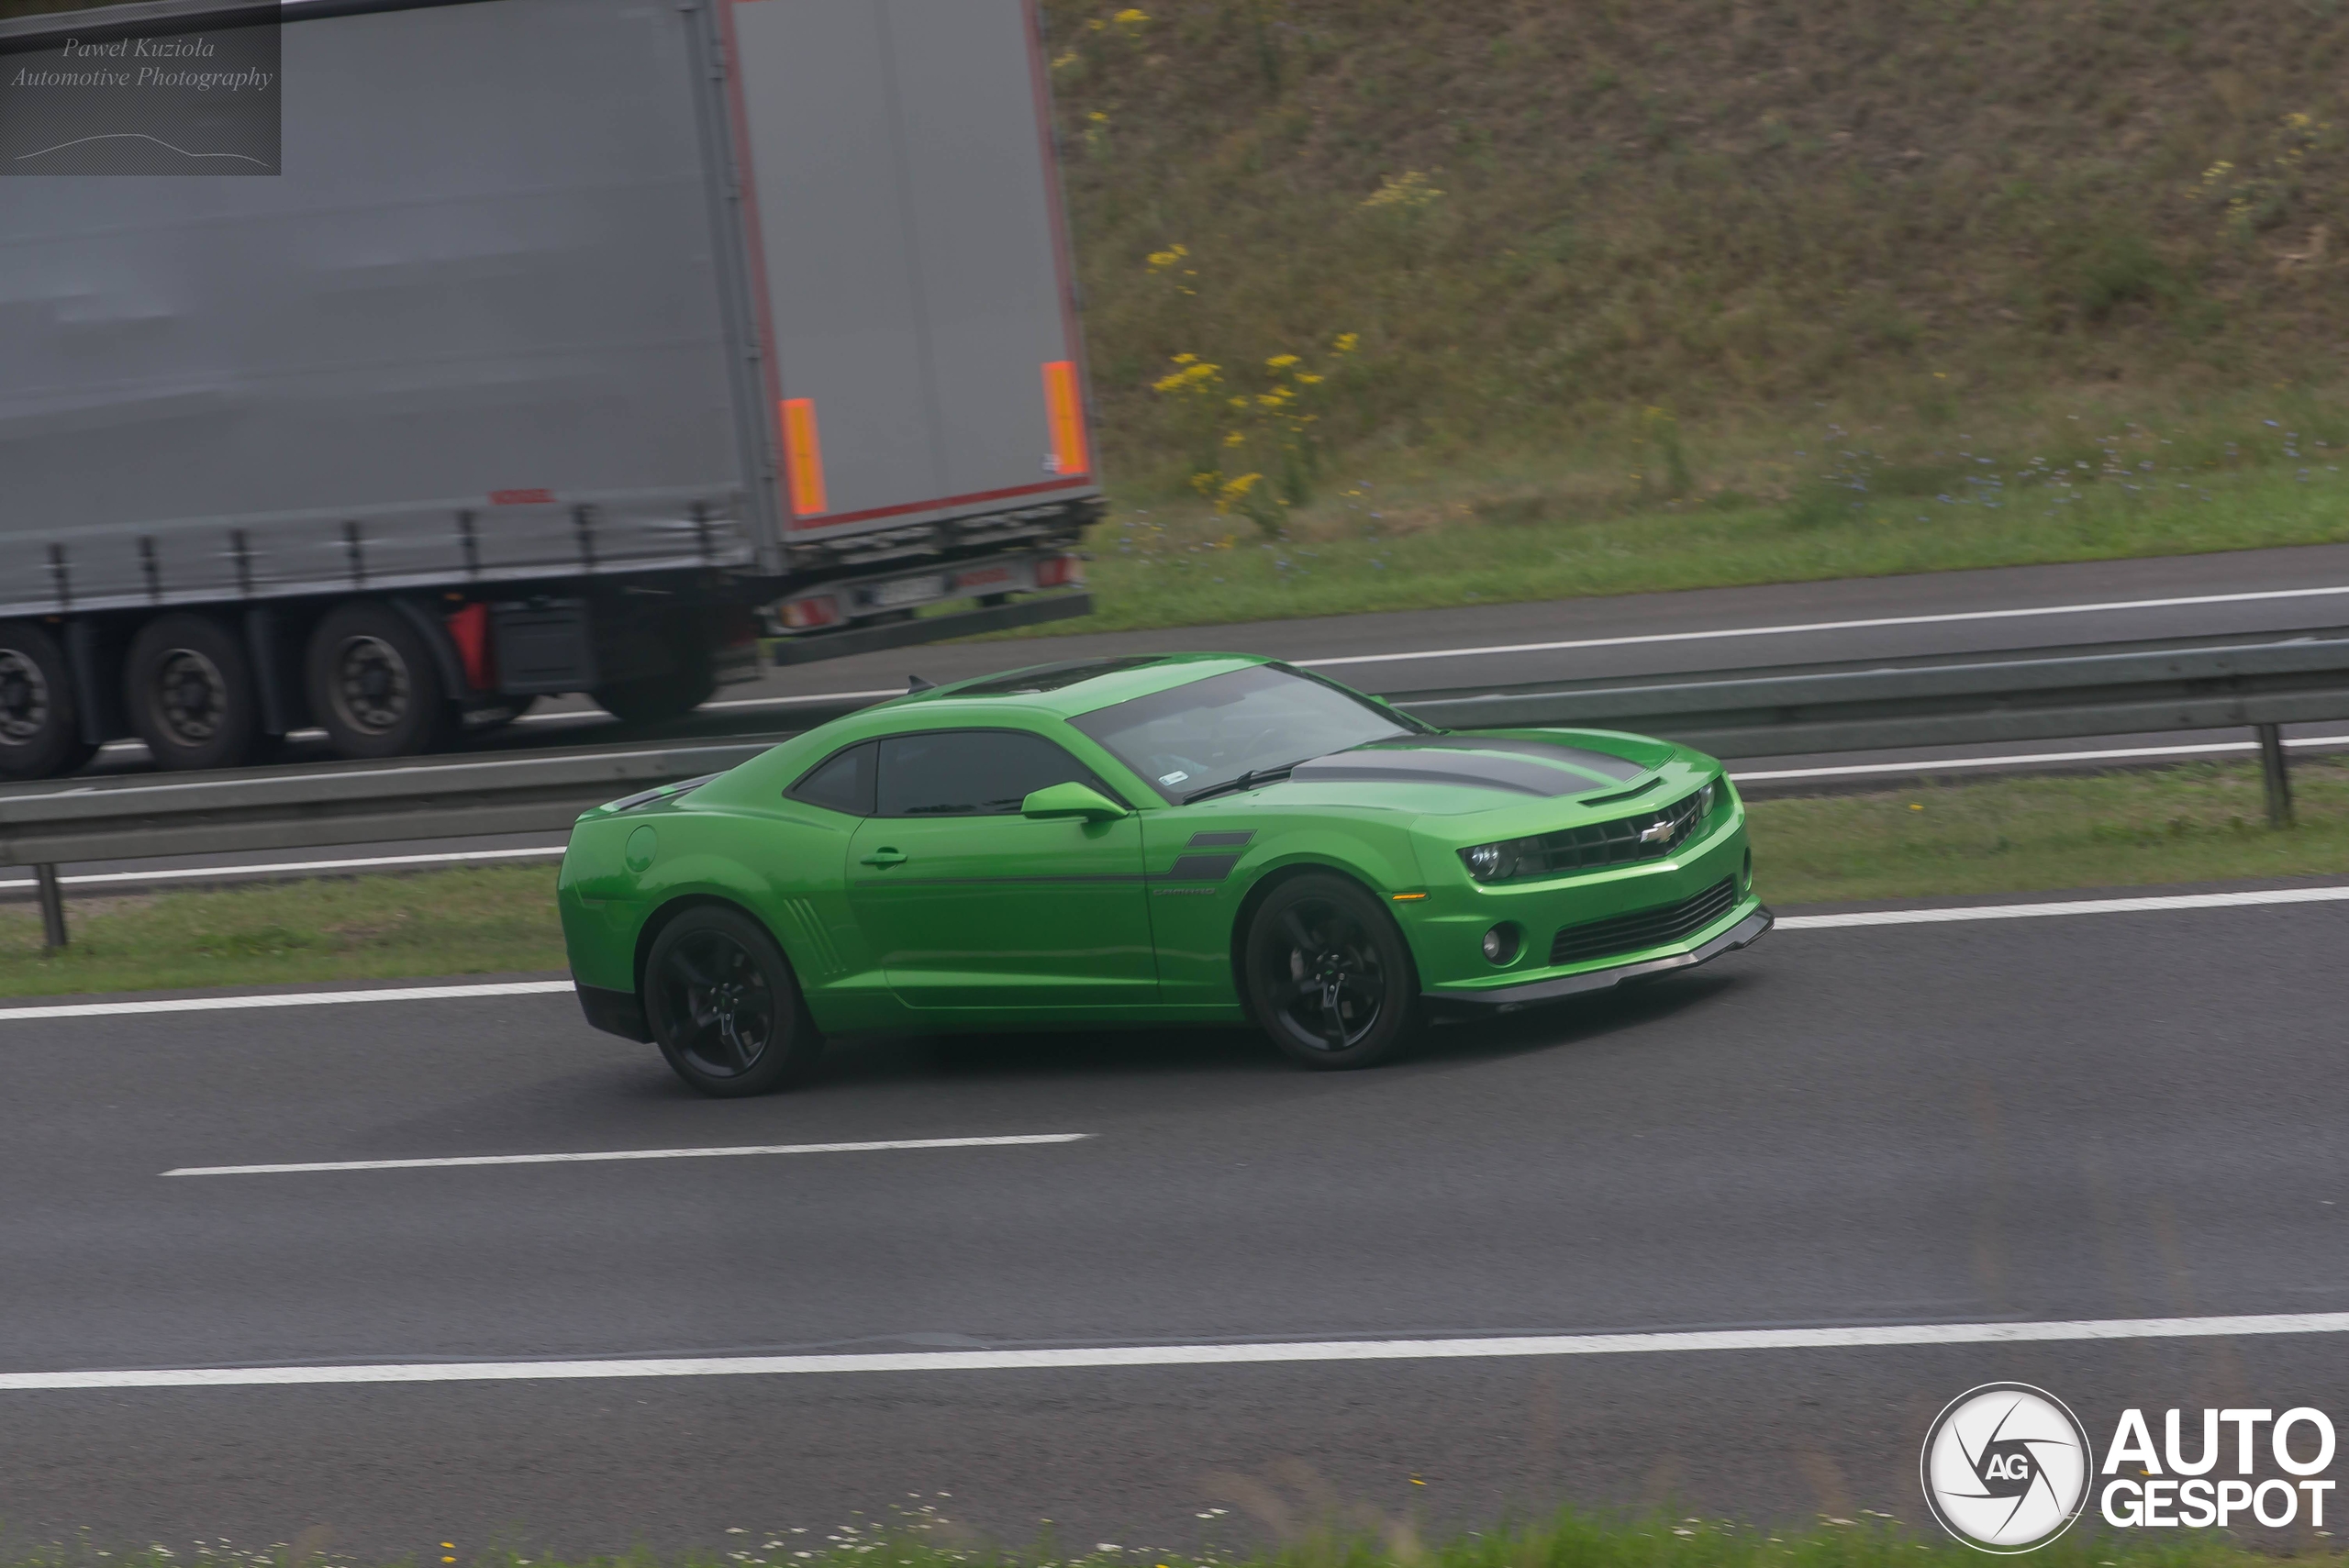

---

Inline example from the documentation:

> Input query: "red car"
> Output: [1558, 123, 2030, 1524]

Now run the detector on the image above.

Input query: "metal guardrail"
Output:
[0, 740, 774, 949]
[9, 625, 2349, 950]
[1385, 625, 2349, 829]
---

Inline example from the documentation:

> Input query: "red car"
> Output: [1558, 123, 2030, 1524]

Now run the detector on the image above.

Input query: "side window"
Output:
[788, 740, 877, 817]
[876, 730, 1109, 817]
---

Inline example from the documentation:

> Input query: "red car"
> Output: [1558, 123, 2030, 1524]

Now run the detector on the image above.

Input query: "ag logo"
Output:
[1921, 1383, 2092, 1552]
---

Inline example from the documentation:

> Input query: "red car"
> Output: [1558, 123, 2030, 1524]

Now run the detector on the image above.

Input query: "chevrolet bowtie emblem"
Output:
[1637, 820, 1675, 844]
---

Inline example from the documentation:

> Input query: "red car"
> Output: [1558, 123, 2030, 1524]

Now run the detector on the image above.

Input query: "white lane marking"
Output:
[1731, 731, 2349, 784]
[7, 1310, 2349, 1393]
[165, 1133, 1092, 1178]
[0, 845, 566, 894]
[5, 886, 2346, 1026]
[0, 981, 573, 1023]
[1780, 885, 2349, 929]
[1300, 584, 2349, 671]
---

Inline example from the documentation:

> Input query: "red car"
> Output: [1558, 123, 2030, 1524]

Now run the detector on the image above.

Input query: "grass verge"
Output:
[2, 1515, 2337, 1568]
[2, 759, 2344, 997]
[1745, 756, 2349, 906]
[0, 863, 566, 999]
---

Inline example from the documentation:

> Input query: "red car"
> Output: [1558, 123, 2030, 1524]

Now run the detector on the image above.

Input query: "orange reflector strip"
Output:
[779, 398, 829, 517]
[1042, 361, 1090, 478]
[1391, 893, 1429, 902]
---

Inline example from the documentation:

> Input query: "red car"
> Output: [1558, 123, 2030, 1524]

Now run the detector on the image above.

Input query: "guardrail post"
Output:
[33, 864, 67, 951]
[2256, 723, 2295, 829]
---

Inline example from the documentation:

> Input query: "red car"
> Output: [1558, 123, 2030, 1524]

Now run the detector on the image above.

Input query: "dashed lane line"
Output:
[163, 1133, 1093, 1177]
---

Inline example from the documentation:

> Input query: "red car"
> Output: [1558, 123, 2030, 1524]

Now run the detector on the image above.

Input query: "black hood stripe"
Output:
[1361, 735, 1647, 783]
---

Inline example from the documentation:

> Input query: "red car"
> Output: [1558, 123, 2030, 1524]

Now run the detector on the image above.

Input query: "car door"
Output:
[845, 728, 1157, 1011]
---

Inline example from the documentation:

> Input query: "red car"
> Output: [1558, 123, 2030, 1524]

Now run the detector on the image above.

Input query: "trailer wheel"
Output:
[305, 601, 453, 760]
[125, 613, 261, 772]
[0, 622, 96, 781]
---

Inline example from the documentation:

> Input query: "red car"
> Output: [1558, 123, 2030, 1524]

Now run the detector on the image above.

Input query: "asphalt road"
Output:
[4, 894, 2346, 1555]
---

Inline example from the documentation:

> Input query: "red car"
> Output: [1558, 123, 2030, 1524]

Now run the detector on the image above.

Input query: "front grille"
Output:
[1511, 788, 1709, 877]
[1550, 877, 1739, 967]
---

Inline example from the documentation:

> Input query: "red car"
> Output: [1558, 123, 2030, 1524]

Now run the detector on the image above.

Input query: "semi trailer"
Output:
[0, 0, 1101, 779]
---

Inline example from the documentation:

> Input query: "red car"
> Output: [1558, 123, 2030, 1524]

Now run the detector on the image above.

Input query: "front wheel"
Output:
[643, 906, 824, 1096]
[1242, 873, 1421, 1070]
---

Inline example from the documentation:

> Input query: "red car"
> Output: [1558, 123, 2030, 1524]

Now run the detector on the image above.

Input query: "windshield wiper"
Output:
[1183, 757, 1319, 805]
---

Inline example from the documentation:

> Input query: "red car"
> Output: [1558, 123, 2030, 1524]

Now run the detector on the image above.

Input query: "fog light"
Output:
[1481, 924, 1520, 964]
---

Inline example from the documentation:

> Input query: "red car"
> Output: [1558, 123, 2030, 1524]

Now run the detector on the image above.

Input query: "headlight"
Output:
[1698, 780, 1718, 817]
[1460, 838, 1539, 882]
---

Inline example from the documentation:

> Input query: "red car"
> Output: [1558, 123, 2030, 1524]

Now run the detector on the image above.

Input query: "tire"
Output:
[643, 905, 825, 1096]
[123, 613, 260, 772]
[304, 600, 454, 760]
[594, 662, 717, 727]
[1241, 873, 1421, 1070]
[0, 621, 96, 781]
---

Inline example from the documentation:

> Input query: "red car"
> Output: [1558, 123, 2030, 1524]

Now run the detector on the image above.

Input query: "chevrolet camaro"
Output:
[560, 654, 1772, 1095]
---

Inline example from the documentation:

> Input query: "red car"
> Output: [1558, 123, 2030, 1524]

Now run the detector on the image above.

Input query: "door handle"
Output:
[860, 848, 907, 868]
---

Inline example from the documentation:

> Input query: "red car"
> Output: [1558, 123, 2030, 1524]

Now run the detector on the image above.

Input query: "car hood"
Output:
[1282, 729, 1672, 800]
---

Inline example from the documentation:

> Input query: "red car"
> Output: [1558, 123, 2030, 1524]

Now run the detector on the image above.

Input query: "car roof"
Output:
[887, 652, 1273, 721]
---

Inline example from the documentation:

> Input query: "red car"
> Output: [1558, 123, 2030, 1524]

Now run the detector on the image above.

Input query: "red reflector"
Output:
[488, 489, 553, 506]
[1035, 554, 1084, 589]
[780, 595, 841, 630]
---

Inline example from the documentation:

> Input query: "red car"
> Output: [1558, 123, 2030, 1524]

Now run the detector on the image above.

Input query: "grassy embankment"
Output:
[1027, 0, 2349, 630]
[6, 759, 2349, 997]
[0, 1517, 2337, 1568]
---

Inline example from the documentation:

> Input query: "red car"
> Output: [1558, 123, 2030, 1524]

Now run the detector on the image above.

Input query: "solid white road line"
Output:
[7, 1309, 2349, 1393]
[0, 845, 567, 894]
[1729, 731, 2349, 784]
[1302, 583, 2349, 671]
[0, 980, 573, 1023]
[3, 884, 2346, 1027]
[1779, 884, 2349, 929]
[165, 1133, 1092, 1178]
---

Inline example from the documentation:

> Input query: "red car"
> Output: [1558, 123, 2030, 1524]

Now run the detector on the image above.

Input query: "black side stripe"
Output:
[1186, 830, 1255, 848]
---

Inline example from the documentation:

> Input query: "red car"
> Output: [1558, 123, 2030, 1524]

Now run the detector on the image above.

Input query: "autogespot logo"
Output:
[1921, 1384, 2093, 1552]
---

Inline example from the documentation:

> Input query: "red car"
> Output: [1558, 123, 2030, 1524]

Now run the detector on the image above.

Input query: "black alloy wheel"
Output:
[124, 613, 261, 772]
[1242, 873, 1420, 1070]
[0, 622, 95, 781]
[643, 906, 823, 1096]
[304, 600, 454, 760]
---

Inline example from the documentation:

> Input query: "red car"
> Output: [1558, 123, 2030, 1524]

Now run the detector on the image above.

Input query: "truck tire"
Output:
[594, 662, 716, 727]
[305, 600, 453, 760]
[124, 613, 261, 772]
[0, 622, 96, 781]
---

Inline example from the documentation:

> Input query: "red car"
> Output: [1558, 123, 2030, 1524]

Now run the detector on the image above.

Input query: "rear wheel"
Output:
[0, 622, 95, 781]
[643, 906, 824, 1096]
[1242, 873, 1420, 1070]
[305, 601, 453, 760]
[124, 613, 259, 772]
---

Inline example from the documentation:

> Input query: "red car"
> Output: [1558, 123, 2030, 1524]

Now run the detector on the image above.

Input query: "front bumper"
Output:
[1422, 906, 1773, 1010]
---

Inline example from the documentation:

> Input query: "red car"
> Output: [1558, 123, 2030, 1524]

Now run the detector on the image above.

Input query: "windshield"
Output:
[1071, 663, 1423, 803]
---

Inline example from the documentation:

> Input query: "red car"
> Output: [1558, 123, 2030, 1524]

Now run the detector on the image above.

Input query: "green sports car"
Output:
[560, 654, 1771, 1095]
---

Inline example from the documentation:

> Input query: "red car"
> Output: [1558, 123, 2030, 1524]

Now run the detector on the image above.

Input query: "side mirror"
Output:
[1021, 781, 1130, 823]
